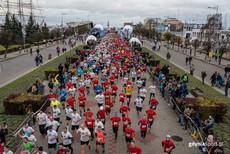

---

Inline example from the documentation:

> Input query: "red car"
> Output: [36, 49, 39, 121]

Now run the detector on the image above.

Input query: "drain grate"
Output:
[171, 135, 183, 142]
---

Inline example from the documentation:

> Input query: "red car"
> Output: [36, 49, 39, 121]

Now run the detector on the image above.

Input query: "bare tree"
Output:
[191, 39, 201, 56]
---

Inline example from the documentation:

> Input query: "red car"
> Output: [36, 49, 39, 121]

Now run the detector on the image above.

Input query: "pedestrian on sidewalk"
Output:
[225, 79, 230, 96]
[190, 64, 195, 76]
[185, 57, 189, 65]
[188, 56, 192, 65]
[201, 71, 207, 84]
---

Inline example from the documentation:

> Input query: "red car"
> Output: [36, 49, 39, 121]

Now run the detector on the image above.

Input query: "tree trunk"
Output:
[194, 48, 197, 57]
[4, 48, 7, 58]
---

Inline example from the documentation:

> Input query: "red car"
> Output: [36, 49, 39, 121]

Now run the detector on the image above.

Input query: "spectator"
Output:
[203, 116, 214, 135]
[2, 145, 13, 154]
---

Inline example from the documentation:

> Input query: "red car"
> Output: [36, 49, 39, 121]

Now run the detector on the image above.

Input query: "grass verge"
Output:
[142, 47, 230, 153]
[0, 44, 84, 150]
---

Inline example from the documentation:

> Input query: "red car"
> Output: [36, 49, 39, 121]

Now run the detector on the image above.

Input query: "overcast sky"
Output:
[4, 0, 230, 28]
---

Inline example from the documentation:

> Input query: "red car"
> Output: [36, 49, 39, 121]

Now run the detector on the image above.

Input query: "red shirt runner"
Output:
[146, 109, 157, 122]
[83, 111, 93, 118]
[162, 140, 175, 153]
[78, 95, 86, 107]
[85, 118, 95, 129]
[66, 97, 76, 108]
[129, 145, 142, 154]
[125, 127, 135, 138]
[110, 116, 121, 127]
[138, 119, 149, 131]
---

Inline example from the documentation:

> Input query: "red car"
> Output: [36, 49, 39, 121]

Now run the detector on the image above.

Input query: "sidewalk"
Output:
[0, 42, 61, 62]
[148, 41, 229, 69]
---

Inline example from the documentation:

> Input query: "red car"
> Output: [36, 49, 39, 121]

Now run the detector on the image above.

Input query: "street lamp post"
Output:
[22, 27, 26, 53]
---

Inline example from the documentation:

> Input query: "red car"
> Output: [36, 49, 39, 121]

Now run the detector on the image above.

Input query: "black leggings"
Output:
[64, 144, 73, 154]
[141, 130, 147, 139]
[113, 127, 119, 139]
[39, 124, 46, 135]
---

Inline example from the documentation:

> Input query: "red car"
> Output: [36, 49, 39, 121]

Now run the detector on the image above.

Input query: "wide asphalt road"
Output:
[0, 41, 82, 88]
[144, 41, 230, 96]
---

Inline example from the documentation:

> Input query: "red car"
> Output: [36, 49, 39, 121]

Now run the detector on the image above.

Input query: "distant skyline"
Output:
[1, 0, 230, 28]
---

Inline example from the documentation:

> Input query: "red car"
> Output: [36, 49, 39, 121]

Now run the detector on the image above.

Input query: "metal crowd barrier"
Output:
[147, 66, 207, 153]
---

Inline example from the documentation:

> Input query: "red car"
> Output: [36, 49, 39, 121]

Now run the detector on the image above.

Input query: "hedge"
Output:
[184, 97, 228, 122]
[3, 94, 49, 115]
[44, 68, 76, 79]
[66, 55, 79, 63]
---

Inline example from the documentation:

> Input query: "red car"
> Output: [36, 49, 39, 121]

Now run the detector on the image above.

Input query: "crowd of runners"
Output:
[14, 34, 176, 154]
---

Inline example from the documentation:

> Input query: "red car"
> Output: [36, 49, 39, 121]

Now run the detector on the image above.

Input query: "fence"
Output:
[9, 72, 72, 153]
[147, 66, 208, 153]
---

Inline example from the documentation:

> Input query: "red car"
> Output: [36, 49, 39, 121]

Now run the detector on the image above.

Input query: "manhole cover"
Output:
[171, 135, 183, 142]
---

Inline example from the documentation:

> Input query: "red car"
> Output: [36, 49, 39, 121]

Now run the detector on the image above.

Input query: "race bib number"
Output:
[149, 118, 153, 121]
[87, 122, 92, 125]
[114, 122, 118, 125]
[126, 134, 130, 137]
[142, 125, 147, 128]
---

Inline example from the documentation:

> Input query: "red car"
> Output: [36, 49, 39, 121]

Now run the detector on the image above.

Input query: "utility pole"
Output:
[6, 0, 9, 13]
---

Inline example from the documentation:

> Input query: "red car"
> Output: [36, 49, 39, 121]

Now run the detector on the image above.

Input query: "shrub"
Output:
[185, 97, 228, 122]
[66, 55, 79, 63]
[44, 68, 76, 79]
[3, 94, 49, 115]
[147, 59, 160, 66]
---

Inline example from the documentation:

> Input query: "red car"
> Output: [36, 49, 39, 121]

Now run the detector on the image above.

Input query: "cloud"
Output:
[33, 0, 230, 28]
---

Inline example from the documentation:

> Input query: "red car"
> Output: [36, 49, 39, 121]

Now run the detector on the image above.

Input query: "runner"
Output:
[59, 88, 68, 109]
[128, 140, 142, 154]
[46, 126, 58, 154]
[146, 106, 157, 132]
[111, 83, 118, 103]
[134, 96, 143, 116]
[52, 105, 61, 123]
[138, 115, 150, 141]
[139, 86, 147, 102]
[71, 109, 81, 135]
[110, 112, 121, 141]
[84, 115, 95, 140]
[95, 92, 105, 108]
[61, 127, 73, 154]
[97, 106, 106, 125]
[149, 97, 159, 109]
[95, 126, 106, 153]
[125, 84, 133, 106]
[66, 95, 76, 110]
[83, 108, 93, 118]
[36, 110, 47, 136]
[161, 135, 176, 154]
[78, 93, 86, 116]
[125, 124, 135, 152]
[84, 78, 91, 94]
[105, 100, 113, 117]
[149, 83, 156, 99]
[65, 104, 73, 127]
[77, 124, 91, 154]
